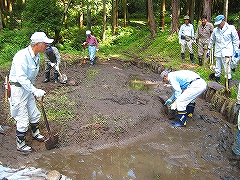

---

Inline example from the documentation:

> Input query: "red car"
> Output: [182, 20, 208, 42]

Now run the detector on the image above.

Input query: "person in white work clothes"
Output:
[161, 70, 207, 127]
[179, 15, 195, 64]
[207, 14, 239, 86]
[232, 83, 240, 158]
[8, 32, 53, 152]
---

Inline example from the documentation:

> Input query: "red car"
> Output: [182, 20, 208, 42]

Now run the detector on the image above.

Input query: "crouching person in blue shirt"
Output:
[161, 70, 207, 127]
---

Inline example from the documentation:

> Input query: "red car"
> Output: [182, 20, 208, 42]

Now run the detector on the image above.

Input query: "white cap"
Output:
[30, 32, 54, 43]
[160, 70, 170, 81]
[214, 14, 225, 25]
[86, 30, 91, 35]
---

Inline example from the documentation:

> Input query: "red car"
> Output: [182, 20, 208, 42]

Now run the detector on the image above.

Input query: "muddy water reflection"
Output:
[36, 125, 238, 180]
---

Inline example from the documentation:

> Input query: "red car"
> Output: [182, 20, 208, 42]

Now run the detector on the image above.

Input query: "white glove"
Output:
[34, 89, 46, 99]
[96, 48, 99, 52]
[170, 101, 177, 110]
[55, 65, 59, 71]
[50, 63, 55, 67]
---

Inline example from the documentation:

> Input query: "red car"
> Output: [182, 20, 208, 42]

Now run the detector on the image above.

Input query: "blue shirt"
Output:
[9, 45, 40, 93]
[168, 70, 200, 101]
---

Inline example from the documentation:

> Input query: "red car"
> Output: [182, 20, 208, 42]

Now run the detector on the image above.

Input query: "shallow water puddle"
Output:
[35, 125, 238, 180]
[129, 77, 158, 92]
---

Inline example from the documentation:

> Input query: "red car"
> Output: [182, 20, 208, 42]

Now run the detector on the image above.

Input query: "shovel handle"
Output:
[35, 96, 52, 135]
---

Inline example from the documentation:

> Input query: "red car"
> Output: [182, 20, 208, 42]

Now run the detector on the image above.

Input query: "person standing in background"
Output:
[232, 83, 240, 159]
[194, 15, 214, 66]
[82, 30, 99, 66]
[231, 21, 240, 72]
[206, 15, 239, 85]
[179, 15, 195, 64]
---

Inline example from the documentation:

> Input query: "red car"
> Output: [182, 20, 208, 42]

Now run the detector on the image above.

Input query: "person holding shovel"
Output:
[8, 32, 53, 152]
[82, 30, 99, 66]
[194, 14, 214, 66]
[179, 15, 195, 64]
[43, 44, 61, 84]
[206, 14, 239, 86]
[161, 70, 207, 127]
[232, 83, 240, 158]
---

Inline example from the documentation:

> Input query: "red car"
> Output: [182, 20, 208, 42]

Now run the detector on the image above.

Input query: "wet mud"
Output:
[0, 58, 239, 179]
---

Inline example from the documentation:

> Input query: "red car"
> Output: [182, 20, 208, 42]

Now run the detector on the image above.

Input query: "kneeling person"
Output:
[161, 70, 207, 127]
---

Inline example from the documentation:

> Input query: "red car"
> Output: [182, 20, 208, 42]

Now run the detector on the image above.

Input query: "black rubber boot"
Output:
[190, 54, 194, 64]
[54, 72, 59, 83]
[43, 71, 50, 83]
[186, 103, 195, 118]
[198, 58, 202, 66]
[31, 123, 45, 142]
[215, 76, 220, 83]
[171, 111, 187, 127]
[181, 53, 185, 61]
[16, 130, 33, 152]
[225, 78, 232, 88]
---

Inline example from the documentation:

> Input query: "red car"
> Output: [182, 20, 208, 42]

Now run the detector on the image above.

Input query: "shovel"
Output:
[56, 68, 68, 84]
[50, 63, 68, 84]
[36, 96, 58, 150]
[223, 57, 231, 97]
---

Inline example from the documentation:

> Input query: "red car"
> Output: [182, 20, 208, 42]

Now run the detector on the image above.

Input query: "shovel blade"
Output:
[59, 74, 67, 84]
[44, 134, 59, 150]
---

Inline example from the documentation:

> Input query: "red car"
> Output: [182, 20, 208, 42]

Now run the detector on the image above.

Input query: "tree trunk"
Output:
[62, 0, 72, 28]
[223, 0, 228, 21]
[112, 0, 117, 35]
[203, 0, 211, 22]
[189, 0, 195, 24]
[87, 0, 91, 30]
[171, 0, 180, 35]
[0, 8, 3, 32]
[160, 0, 166, 30]
[148, 0, 156, 38]
[102, 0, 107, 41]
[116, 0, 118, 27]
[123, 0, 127, 27]
[79, 2, 83, 30]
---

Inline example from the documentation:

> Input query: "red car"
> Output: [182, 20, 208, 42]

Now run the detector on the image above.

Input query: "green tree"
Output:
[23, 0, 63, 42]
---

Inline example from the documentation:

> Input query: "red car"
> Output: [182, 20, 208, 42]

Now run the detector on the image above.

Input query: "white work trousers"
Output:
[176, 78, 207, 111]
[180, 39, 194, 54]
[9, 86, 41, 132]
[215, 56, 232, 79]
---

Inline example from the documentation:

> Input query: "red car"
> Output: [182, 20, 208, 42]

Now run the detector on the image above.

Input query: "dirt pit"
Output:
[0, 58, 239, 179]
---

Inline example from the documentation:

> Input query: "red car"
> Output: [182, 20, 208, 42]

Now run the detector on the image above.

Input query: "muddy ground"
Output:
[0, 57, 240, 179]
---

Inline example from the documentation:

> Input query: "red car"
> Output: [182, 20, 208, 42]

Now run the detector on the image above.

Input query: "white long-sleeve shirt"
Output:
[9, 45, 39, 93]
[208, 22, 239, 57]
[179, 23, 194, 41]
[168, 70, 201, 101]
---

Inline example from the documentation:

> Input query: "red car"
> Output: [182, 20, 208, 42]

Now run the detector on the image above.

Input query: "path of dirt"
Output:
[0, 58, 239, 179]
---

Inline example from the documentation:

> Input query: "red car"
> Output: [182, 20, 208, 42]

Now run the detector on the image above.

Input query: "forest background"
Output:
[0, 0, 240, 97]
